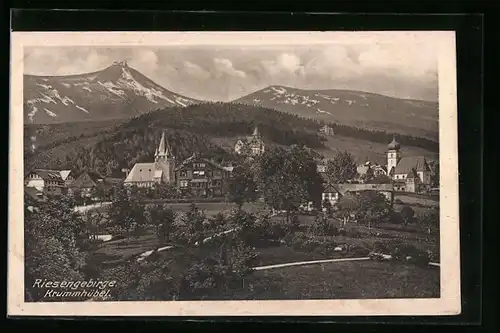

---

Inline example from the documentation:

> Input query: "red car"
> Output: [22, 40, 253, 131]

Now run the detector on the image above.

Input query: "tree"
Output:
[360, 167, 375, 183]
[257, 146, 323, 223]
[227, 163, 257, 209]
[336, 191, 393, 229]
[108, 185, 146, 240]
[325, 151, 358, 184]
[430, 161, 440, 188]
[24, 195, 87, 301]
[418, 207, 439, 234]
[367, 174, 393, 184]
[145, 204, 175, 242]
[335, 193, 358, 227]
[172, 203, 206, 245]
[400, 205, 415, 228]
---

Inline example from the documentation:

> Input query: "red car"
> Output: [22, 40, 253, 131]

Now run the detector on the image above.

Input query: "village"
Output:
[25, 126, 438, 209]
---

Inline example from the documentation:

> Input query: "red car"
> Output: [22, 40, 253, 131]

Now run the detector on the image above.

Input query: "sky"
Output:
[23, 38, 439, 102]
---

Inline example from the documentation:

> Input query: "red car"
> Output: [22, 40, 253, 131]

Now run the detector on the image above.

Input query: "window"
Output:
[193, 163, 205, 168]
[180, 170, 188, 177]
[180, 180, 188, 188]
[193, 170, 205, 176]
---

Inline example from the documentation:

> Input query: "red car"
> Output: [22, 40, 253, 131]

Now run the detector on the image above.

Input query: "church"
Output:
[234, 126, 265, 157]
[123, 131, 176, 188]
[386, 136, 432, 193]
[124, 131, 233, 196]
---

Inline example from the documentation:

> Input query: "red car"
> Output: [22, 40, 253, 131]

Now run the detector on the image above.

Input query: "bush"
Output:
[395, 244, 430, 266]
[347, 229, 363, 239]
[348, 244, 371, 257]
[308, 215, 339, 236]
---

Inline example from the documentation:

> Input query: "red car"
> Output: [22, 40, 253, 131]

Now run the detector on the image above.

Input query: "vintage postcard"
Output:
[9, 31, 460, 316]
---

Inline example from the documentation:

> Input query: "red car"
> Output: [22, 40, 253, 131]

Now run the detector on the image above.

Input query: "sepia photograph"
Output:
[9, 31, 460, 316]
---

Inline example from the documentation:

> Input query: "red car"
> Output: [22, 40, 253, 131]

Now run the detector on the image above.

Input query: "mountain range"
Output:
[23, 62, 438, 140]
[235, 85, 438, 140]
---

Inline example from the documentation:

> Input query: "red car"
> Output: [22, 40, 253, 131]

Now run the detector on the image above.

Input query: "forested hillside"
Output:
[24, 102, 439, 177]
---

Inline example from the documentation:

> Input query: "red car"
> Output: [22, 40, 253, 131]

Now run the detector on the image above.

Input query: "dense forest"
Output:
[24, 102, 439, 177]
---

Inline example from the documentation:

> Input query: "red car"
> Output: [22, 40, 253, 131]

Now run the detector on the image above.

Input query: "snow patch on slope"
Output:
[61, 82, 72, 88]
[98, 81, 126, 98]
[118, 67, 177, 105]
[75, 105, 89, 113]
[44, 108, 57, 117]
[27, 106, 38, 122]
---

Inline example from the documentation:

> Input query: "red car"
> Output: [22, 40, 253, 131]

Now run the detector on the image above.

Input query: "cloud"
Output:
[260, 53, 305, 79]
[183, 61, 211, 80]
[213, 58, 246, 78]
[23, 42, 439, 101]
[24, 47, 111, 75]
[128, 49, 159, 72]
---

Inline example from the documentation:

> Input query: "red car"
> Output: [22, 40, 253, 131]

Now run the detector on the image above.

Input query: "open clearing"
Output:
[244, 260, 440, 300]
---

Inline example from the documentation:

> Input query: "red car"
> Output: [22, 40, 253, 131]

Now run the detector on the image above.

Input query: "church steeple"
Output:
[252, 126, 260, 137]
[155, 131, 174, 161]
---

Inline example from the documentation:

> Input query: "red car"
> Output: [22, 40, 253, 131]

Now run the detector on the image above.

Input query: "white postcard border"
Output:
[8, 31, 460, 317]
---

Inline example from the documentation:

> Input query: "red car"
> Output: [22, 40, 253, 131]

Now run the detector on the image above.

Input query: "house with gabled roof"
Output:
[24, 169, 66, 196]
[322, 183, 394, 208]
[175, 153, 232, 197]
[69, 170, 122, 199]
[386, 136, 432, 193]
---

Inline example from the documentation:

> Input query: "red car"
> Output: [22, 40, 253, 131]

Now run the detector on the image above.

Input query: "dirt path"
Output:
[252, 257, 371, 271]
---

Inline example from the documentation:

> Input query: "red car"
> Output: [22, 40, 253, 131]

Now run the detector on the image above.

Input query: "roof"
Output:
[155, 131, 174, 158]
[174, 154, 227, 172]
[357, 165, 369, 176]
[87, 171, 105, 183]
[29, 169, 63, 181]
[405, 169, 421, 181]
[59, 170, 72, 180]
[388, 136, 400, 150]
[394, 156, 430, 174]
[70, 170, 106, 188]
[105, 177, 123, 185]
[124, 162, 162, 183]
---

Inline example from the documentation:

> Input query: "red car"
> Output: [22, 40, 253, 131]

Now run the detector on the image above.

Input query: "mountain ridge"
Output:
[24, 61, 200, 124]
[235, 85, 439, 140]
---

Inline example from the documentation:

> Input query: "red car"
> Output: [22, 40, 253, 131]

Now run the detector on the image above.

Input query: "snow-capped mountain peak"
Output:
[235, 85, 439, 139]
[24, 61, 200, 124]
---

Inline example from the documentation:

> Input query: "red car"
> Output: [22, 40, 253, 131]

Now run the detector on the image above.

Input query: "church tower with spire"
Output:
[155, 131, 176, 183]
[387, 135, 401, 177]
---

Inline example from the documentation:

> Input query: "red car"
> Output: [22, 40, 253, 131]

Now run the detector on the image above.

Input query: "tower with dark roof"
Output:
[155, 131, 176, 183]
[387, 135, 401, 175]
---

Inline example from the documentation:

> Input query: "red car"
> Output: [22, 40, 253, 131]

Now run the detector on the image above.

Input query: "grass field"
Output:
[245, 260, 440, 300]
[394, 194, 439, 209]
